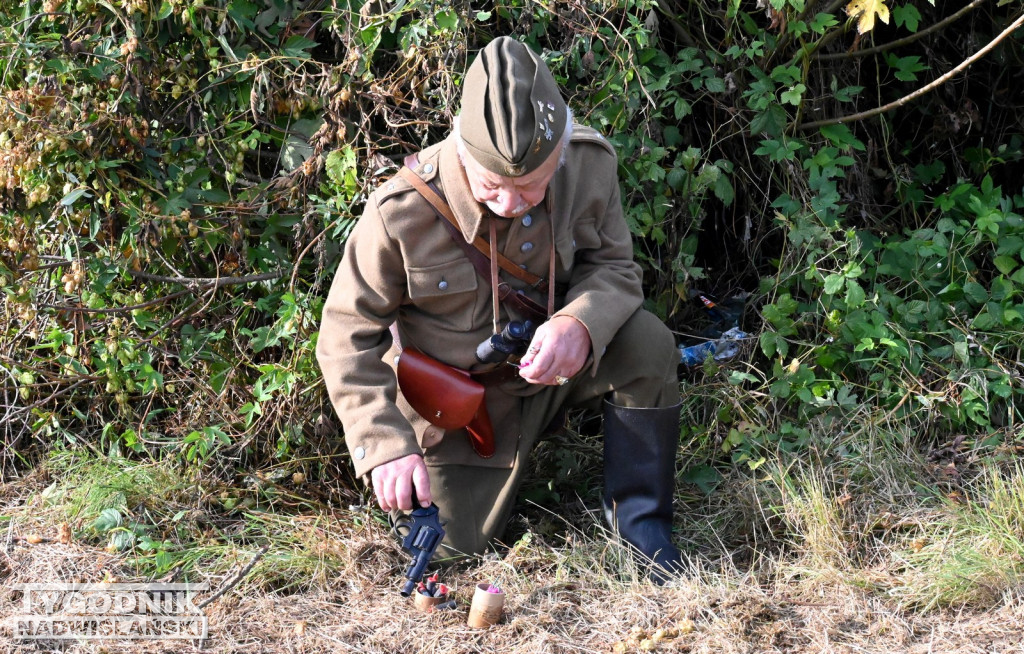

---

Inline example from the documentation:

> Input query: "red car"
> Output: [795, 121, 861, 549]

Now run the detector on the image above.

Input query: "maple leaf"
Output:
[845, 0, 890, 34]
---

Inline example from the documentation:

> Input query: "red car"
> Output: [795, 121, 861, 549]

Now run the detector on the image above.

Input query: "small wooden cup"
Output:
[413, 592, 448, 613]
[467, 583, 504, 628]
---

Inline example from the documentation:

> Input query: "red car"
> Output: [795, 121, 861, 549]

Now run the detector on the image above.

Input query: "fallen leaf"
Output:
[26, 534, 43, 544]
[845, 0, 890, 34]
[293, 620, 306, 636]
[58, 523, 72, 544]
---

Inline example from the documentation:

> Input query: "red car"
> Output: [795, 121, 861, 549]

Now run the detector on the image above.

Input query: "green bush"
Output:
[2, 0, 1023, 480]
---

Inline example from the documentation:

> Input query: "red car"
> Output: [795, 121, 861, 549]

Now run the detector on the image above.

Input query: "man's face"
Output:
[460, 142, 564, 219]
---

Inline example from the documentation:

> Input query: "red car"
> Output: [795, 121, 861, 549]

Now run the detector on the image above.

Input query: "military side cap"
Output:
[460, 37, 568, 177]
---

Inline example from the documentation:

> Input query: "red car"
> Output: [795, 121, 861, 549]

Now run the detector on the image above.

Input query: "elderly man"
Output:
[316, 37, 684, 582]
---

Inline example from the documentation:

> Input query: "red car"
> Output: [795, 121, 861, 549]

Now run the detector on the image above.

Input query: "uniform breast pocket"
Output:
[572, 218, 602, 252]
[406, 259, 479, 331]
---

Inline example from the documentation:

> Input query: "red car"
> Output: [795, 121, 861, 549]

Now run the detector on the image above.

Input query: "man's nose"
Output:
[498, 192, 522, 213]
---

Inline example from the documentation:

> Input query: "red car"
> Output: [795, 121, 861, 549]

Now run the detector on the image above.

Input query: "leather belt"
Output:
[471, 364, 523, 386]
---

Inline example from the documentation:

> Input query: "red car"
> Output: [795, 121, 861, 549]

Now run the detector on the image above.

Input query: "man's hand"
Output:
[517, 315, 591, 385]
[370, 453, 432, 512]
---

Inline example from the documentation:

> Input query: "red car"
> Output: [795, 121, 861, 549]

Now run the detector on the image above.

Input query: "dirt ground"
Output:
[3, 531, 1023, 654]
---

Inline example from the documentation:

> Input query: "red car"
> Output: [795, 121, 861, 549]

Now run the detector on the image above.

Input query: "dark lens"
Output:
[476, 334, 510, 364]
[504, 321, 526, 340]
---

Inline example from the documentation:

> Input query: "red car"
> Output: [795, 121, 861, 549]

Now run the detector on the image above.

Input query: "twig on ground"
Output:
[197, 543, 272, 610]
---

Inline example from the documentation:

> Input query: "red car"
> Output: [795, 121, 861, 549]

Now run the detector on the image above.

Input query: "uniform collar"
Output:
[438, 135, 489, 242]
[438, 133, 574, 272]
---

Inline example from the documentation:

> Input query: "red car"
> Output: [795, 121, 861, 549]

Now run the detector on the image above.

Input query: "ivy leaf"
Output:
[281, 35, 318, 59]
[845, 0, 890, 34]
[780, 83, 806, 106]
[755, 138, 803, 162]
[937, 282, 964, 302]
[892, 4, 921, 32]
[819, 124, 866, 151]
[963, 281, 990, 306]
[281, 135, 313, 171]
[714, 174, 735, 206]
[823, 273, 845, 295]
[748, 104, 788, 137]
[810, 12, 839, 34]
[833, 84, 864, 103]
[845, 280, 866, 307]
[434, 10, 458, 31]
[885, 54, 929, 82]
[681, 464, 723, 494]
[994, 255, 1018, 275]
[93, 508, 123, 533]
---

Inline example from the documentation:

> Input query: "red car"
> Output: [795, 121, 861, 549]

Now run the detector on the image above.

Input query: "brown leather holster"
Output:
[396, 348, 495, 458]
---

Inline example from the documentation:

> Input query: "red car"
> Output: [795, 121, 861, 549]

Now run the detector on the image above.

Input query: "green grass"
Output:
[4, 418, 1024, 651]
[13, 446, 366, 592]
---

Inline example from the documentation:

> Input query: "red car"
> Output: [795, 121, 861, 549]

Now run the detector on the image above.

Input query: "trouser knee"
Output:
[599, 309, 679, 408]
[425, 463, 520, 558]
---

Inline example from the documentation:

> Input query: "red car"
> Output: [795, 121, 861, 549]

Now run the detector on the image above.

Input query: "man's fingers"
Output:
[520, 334, 547, 368]
[519, 335, 557, 381]
[394, 474, 413, 511]
[372, 473, 393, 512]
[412, 464, 432, 507]
[370, 453, 428, 512]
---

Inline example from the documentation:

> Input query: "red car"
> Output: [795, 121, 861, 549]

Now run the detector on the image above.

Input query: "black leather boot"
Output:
[603, 400, 685, 584]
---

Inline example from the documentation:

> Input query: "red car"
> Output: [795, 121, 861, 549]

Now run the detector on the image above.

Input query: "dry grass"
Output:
[2, 512, 1024, 654]
[3, 431, 1024, 653]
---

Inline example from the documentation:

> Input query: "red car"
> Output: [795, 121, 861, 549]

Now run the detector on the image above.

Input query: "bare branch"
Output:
[797, 11, 1024, 131]
[815, 0, 988, 61]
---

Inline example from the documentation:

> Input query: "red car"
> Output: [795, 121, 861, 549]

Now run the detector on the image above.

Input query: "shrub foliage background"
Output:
[2, 0, 1023, 486]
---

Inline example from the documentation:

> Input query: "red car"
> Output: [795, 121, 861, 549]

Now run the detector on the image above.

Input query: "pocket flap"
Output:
[407, 259, 477, 300]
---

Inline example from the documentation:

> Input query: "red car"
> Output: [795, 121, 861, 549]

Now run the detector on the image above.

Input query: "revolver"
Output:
[391, 501, 446, 596]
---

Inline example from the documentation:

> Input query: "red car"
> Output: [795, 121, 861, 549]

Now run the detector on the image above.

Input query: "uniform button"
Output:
[353, 447, 365, 460]
[522, 214, 533, 227]
[422, 426, 443, 448]
[387, 183, 395, 190]
[438, 280, 448, 290]
[520, 242, 533, 253]
[423, 163, 434, 174]
[572, 239, 577, 248]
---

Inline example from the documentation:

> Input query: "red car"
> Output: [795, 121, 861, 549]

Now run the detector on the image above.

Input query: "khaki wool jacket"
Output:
[316, 126, 644, 479]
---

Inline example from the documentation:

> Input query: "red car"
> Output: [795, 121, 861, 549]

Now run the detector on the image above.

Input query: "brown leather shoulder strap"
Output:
[398, 157, 547, 291]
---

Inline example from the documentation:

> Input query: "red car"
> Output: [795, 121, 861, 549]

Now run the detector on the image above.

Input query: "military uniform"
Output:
[317, 37, 685, 578]
[317, 128, 679, 552]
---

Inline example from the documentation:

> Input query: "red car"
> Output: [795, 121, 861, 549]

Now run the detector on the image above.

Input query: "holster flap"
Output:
[397, 349, 485, 431]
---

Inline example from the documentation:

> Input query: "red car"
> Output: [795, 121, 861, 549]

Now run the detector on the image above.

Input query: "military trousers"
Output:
[426, 308, 680, 557]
